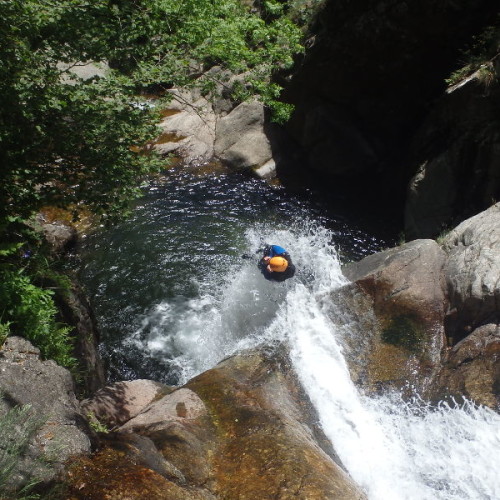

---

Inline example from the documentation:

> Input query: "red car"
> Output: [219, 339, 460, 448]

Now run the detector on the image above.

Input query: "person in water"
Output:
[258, 244, 296, 282]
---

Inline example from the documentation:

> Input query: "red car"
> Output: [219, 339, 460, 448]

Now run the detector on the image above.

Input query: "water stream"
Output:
[78, 169, 500, 500]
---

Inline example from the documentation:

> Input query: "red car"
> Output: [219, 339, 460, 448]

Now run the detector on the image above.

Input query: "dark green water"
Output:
[77, 168, 394, 383]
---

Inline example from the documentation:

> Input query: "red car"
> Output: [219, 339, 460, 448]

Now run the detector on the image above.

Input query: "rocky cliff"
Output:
[284, 0, 499, 235]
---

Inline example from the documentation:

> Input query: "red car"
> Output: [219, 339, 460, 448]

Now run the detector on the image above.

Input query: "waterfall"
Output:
[126, 221, 500, 499]
[81, 177, 500, 499]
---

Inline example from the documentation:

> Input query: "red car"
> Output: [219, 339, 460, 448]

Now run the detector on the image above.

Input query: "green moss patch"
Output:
[381, 314, 425, 353]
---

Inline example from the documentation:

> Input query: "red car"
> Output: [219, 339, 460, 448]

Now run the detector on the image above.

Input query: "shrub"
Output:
[446, 17, 500, 86]
[0, 269, 75, 369]
[0, 322, 9, 347]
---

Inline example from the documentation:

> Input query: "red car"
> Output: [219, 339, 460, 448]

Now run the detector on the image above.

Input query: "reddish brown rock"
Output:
[66, 349, 366, 499]
[342, 239, 447, 394]
[81, 379, 171, 428]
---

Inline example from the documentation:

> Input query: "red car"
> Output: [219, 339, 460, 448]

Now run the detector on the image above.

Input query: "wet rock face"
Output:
[65, 349, 366, 499]
[65, 433, 216, 500]
[0, 337, 92, 491]
[342, 204, 500, 408]
[342, 239, 447, 394]
[186, 351, 363, 499]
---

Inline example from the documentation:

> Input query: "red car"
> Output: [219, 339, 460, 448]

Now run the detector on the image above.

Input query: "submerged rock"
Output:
[65, 348, 366, 499]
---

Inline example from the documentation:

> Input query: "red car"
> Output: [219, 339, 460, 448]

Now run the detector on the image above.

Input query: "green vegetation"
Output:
[0, 401, 45, 499]
[0, 322, 10, 348]
[0, 269, 75, 368]
[86, 412, 110, 434]
[0, 225, 76, 368]
[381, 314, 424, 353]
[0, 0, 303, 366]
[446, 16, 500, 86]
[287, 0, 327, 28]
[0, 0, 303, 223]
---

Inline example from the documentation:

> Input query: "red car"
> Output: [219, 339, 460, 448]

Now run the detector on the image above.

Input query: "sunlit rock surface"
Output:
[342, 239, 447, 395]
[214, 100, 273, 171]
[440, 203, 500, 343]
[155, 88, 218, 166]
[432, 203, 500, 407]
[81, 379, 171, 428]
[65, 349, 366, 499]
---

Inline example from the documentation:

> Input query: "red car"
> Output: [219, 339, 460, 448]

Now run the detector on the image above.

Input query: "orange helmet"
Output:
[269, 256, 288, 272]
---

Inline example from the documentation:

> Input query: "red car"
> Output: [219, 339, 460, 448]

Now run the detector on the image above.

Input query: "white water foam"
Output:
[264, 224, 500, 500]
[126, 220, 500, 499]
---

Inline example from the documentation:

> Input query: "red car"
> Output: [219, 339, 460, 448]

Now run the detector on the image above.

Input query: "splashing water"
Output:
[260, 226, 500, 500]
[79, 174, 500, 499]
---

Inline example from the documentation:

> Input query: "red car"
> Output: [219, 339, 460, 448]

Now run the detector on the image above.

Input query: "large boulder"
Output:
[434, 323, 500, 408]
[440, 202, 500, 343]
[155, 89, 217, 167]
[0, 337, 92, 492]
[214, 100, 274, 173]
[424, 203, 500, 408]
[342, 239, 447, 394]
[405, 61, 500, 239]
[341, 203, 500, 409]
[155, 91, 291, 180]
[64, 348, 366, 499]
[80, 379, 171, 428]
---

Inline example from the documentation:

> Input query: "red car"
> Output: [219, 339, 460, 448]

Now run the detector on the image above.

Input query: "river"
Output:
[78, 167, 500, 500]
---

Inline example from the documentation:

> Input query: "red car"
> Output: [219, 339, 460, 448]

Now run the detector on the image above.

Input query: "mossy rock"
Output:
[381, 314, 425, 353]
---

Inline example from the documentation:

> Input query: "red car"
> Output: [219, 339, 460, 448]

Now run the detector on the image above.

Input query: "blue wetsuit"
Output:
[267, 245, 287, 258]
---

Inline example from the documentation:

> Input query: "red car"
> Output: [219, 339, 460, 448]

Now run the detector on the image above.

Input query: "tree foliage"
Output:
[0, 0, 303, 222]
[0, 0, 302, 365]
